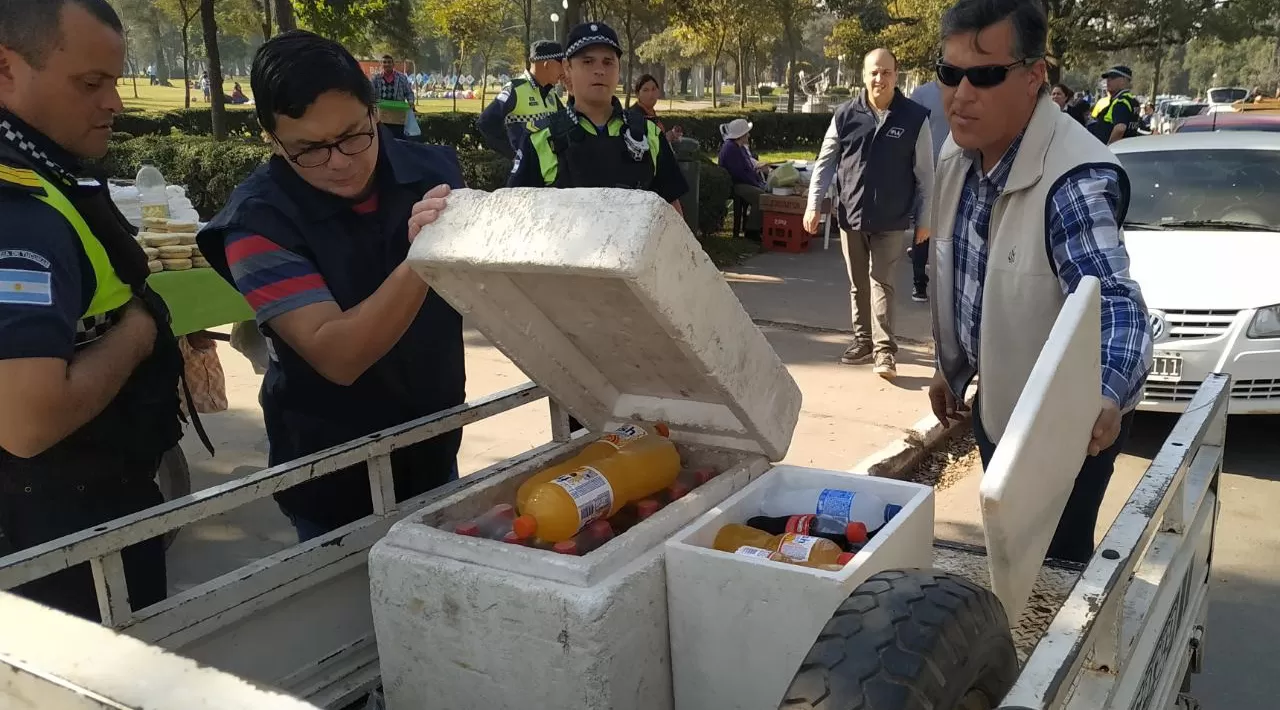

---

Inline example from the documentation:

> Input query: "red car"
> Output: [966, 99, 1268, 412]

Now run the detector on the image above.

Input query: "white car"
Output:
[1205, 86, 1249, 113]
[1113, 132, 1280, 414]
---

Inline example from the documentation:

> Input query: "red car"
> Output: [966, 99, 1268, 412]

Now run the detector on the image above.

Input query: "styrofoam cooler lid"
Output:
[406, 187, 802, 460]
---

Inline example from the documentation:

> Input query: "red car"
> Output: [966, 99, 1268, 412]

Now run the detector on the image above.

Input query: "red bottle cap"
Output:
[836, 552, 855, 566]
[502, 531, 528, 546]
[654, 422, 671, 437]
[588, 519, 615, 541]
[845, 522, 869, 544]
[637, 499, 661, 520]
[454, 522, 480, 537]
[512, 515, 538, 539]
[694, 468, 717, 485]
[491, 503, 516, 520]
[667, 482, 691, 501]
[553, 540, 580, 555]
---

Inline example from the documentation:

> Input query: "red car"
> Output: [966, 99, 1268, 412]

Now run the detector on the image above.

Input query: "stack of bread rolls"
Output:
[137, 218, 208, 272]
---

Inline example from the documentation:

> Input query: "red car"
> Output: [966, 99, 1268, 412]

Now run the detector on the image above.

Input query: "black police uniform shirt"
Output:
[506, 100, 688, 204]
[1108, 95, 1140, 138]
[0, 156, 115, 366]
[476, 74, 561, 158]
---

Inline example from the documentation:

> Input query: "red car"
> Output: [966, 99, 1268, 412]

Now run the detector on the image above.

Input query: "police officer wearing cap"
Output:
[477, 41, 566, 159]
[1088, 65, 1139, 144]
[198, 31, 466, 542]
[0, 0, 182, 620]
[507, 22, 688, 209]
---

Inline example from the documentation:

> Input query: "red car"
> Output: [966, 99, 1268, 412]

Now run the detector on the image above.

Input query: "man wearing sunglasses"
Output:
[198, 31, 466, 542]
[927, 0, 1152, 564]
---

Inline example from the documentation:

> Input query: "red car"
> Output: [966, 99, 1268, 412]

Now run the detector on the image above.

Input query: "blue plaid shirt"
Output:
[952, 134, 1152, 409]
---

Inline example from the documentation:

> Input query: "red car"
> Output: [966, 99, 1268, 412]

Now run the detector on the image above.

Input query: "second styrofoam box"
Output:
[665, 465, 935, 710]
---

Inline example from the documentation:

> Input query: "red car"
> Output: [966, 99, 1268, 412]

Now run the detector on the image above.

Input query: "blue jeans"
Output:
[289, 462, 460, 543]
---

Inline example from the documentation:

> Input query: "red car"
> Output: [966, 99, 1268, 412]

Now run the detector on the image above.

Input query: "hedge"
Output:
[94, 135, 738, 237]
[111, 106, 829, 154]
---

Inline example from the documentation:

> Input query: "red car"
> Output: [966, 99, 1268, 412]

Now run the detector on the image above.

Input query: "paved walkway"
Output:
[169, 234, 941, 589]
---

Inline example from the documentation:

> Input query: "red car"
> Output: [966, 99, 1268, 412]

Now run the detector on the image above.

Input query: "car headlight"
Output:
[1248, 304, 1280, 339]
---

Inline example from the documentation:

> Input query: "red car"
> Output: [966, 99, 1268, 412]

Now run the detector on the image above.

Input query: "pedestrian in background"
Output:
[803, 48, 934, 379]
[371, 54, 417, 140]
[908, 78, 948, 303]
[476, 40, 565, 159]
[928, 0, 1151, 563]
[717, 118, 768, 241]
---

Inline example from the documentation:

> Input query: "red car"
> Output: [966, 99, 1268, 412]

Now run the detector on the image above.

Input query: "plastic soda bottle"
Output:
[607, 498, 663, 534]
[513, 442, 681, 542]
[712, 523, 847, 565]
[733, 546, 854, 571]
[453, 504, 516, 540]
[516, 422, 672, 512]
[746, 515, 868, 551]
[551, 520, 615, 556]
[758, 488, 889, 532]
[135, 161, 169, 220]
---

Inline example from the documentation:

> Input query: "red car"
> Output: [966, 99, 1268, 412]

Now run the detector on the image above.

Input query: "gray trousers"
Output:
[840, 229, 906, 355]
[733, 183, 765, 232]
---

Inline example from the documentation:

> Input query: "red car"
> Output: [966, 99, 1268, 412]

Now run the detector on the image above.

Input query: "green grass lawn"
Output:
[698, 232, 760, 268]
[757, 149, 820, 163]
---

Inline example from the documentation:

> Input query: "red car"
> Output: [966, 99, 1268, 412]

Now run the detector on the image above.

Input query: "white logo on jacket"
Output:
[887, 127, 904, 138]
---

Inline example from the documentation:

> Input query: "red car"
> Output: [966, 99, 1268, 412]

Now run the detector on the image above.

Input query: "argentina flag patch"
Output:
[0, 268, 53, 306]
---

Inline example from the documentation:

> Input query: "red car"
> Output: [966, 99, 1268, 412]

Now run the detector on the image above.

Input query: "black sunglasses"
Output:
[935, 58, 1039, 88]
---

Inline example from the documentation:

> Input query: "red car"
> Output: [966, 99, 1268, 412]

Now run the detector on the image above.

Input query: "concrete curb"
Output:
[849, 394, 977, 480]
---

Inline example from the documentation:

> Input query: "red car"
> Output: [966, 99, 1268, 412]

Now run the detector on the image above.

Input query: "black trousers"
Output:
[0, 474, 167, 622]
[910, 238, 929, 291]
[972, 399, 1135, 564]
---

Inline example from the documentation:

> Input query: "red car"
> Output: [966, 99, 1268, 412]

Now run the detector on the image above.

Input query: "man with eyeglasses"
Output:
[198, 31, 466, 542]
[927, 0, 1152, 564]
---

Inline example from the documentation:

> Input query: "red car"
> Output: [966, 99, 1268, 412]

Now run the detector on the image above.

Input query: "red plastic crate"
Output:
[762, 211, 811, 253]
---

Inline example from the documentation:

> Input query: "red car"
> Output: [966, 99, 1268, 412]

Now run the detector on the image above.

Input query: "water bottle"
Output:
[135, 161, 169, 220]
[758, 488, 889, 533]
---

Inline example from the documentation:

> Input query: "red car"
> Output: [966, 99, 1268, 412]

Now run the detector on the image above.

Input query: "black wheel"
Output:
[156, 446, 192, 549]
[780, 569, 1018, 710]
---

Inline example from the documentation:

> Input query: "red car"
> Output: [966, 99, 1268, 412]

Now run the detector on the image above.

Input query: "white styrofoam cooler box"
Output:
[665, 465, 935, 710]
[369, 188, 803, 710]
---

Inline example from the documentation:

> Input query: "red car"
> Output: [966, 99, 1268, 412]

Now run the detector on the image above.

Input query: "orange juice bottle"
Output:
[732, 546, 854, 571]
[513, 440, 682, 542]
[713, 524, 847, 565]
[516, 423, 672, 512]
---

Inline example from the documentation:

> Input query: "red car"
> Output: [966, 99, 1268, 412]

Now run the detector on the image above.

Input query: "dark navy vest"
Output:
[832, 89, 928, 233]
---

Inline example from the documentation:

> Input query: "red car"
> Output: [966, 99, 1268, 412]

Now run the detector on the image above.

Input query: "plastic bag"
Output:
[178, 333, 228, 415]
[767, 162, 800, 189]
[404, 109, 422, 138]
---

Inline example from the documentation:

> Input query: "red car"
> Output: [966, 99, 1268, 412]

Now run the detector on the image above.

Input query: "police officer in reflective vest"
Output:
[507, 22, 688, 210]
[199, 31, 466, 542]
[1088, 65, 1139, 145]
[477, 40, 566, 159]
[0, 0, 182, 620]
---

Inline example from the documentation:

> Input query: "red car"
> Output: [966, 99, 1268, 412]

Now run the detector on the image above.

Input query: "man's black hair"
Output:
[382, 54, 394, 61]
[251, 31, 375, 133]
[940, 0, 1047, 61]
[0, 0, 122, 69]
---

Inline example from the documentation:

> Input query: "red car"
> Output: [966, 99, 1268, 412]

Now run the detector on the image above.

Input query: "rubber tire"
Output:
[780, 569, 1018, 710]
[155, 446, 191, 549]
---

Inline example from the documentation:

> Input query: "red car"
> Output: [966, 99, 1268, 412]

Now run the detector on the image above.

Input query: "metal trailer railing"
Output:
[0, 381, 572, 708]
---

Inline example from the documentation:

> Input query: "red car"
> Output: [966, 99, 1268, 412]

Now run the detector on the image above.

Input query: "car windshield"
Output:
[1119, 149, 1280, 230]
[1208, 88, 1248, 104]
[1167, 103, 1206, 118]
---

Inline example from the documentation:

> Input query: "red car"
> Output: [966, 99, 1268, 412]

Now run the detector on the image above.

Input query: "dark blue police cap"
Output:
[529, 40, 564, 62]
[565, 22, 623, 59]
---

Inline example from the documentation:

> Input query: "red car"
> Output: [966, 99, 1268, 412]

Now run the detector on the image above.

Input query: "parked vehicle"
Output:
[1206, 86, 1250, 113]
[1156, 101, 1207, 134]
[1175, 113, 1280, 133]
[1114, 132, 1280, 414]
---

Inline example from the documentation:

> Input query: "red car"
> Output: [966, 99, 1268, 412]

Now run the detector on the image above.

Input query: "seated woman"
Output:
[631, 74, 682, 143]
[717, 118, 769, 240]
[228, 82, 249, 104]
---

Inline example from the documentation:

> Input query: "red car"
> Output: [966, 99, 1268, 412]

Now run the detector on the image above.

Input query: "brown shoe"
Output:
[874, 352, 897, 380]
[840, 341, 873, 365]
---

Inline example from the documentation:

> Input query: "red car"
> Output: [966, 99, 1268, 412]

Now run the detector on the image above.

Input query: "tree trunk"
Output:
[523, 3, 532, 71]
[1151, 46, 1164, 101]
[737, 42, 747, 106]
[1047, 34, 1066, 85]
[563, 0, 582, 45]
[274, 0, 296, 32]
[202, 0, 227, 140]
[259, 0, 273, 40]
[181, 25, 191, 109]
[786, 42, 797, 112]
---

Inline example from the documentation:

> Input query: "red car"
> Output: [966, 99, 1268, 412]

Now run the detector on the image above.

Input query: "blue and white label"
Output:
[0, 268, 52, 306]
[815, 488, 855, 523]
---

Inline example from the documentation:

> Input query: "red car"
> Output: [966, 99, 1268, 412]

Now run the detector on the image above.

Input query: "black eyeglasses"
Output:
[275, 115, 378, 168]
[935, 58, 1040, 88]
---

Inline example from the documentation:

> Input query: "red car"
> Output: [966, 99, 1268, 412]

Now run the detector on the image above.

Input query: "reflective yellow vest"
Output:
[505, 74, 565, 131]
[0, 165, 133, 318]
